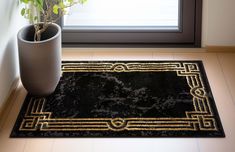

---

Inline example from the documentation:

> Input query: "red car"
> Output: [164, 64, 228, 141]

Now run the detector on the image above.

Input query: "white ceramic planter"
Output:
[17, 23, 61, 96]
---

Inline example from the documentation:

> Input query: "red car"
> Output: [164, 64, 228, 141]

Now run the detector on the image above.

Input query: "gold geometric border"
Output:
[20, 62, 218, 132]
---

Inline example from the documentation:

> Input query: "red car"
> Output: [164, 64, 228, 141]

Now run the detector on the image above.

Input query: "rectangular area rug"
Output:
[11, 61, 225, 137]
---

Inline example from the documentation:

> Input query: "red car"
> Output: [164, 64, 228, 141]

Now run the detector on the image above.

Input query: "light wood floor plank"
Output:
[152, 52, 174, 60]
[92, 138, 198, 152]
[217, 53, 235, 106]
[52, 139, 94, 152]
[0, 85, 27, 152]
[197, 53, 235, 152]
[2, 51, 235, 152]
[173, 52, 203, 60]
[24, 139, 54, 152]
[92, 50, 153, 60]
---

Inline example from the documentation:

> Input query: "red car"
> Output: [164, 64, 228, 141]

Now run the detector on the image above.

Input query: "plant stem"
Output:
[30, 0, 84, 41]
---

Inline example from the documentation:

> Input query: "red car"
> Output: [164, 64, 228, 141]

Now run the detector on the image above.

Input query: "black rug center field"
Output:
[11, 61, 225, 137]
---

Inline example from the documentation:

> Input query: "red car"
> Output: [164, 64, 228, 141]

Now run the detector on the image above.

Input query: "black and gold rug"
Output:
[11, 61, 225, 137]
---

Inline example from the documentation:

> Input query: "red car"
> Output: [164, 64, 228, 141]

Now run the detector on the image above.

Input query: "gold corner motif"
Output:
[20, 62, 218, 132]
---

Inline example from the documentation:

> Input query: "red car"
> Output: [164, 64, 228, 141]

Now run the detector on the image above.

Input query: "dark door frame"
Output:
[60, 0, 202, 48]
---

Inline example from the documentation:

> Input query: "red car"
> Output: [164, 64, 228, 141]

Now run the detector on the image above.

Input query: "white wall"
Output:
[0, 0, 26, 110]
[202, 0, 235, 46]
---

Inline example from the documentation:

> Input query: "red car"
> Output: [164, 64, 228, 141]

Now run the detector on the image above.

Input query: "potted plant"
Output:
[18, 0, 86, 96]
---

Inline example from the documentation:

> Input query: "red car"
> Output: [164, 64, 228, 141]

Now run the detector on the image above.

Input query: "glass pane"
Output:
[64, 0, 179, 28]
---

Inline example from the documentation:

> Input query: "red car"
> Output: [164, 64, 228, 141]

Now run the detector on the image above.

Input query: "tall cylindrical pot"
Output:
[17, 23, 61, 96]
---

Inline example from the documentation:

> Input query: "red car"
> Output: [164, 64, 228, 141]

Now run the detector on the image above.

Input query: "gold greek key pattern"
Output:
[20, 62, 218, 131]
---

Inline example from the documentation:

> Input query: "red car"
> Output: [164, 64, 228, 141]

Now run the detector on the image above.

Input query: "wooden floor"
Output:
[0, 50, 235, 152]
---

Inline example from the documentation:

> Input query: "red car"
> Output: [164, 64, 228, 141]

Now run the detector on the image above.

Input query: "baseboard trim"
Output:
[206, 46, 235, 52]
[62, 47, 235, 53]
[0, 78, 20, 129]
[62, 47, 207, 53]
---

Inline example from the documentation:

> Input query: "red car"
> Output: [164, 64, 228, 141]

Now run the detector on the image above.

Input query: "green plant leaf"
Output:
[53, 5, 59, 14]
[79, 0, 87, 4]
[36, 0, 43, 10]
[26, 8, 30, 15]
[19, 0, 88, 36]
[59, 2, 65, 9]
[29, 13, 33, 23]
[34, 16, 38, 21]
[21, 8, 26, 16]
[20, 0, 29, 4]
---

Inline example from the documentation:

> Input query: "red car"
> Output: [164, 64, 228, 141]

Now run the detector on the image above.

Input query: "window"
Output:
[64, 0, 179, 28]
[60, 0, 202, 47]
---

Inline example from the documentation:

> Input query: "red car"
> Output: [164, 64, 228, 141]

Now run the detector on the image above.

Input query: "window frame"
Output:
[59, 0, 202, 47]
